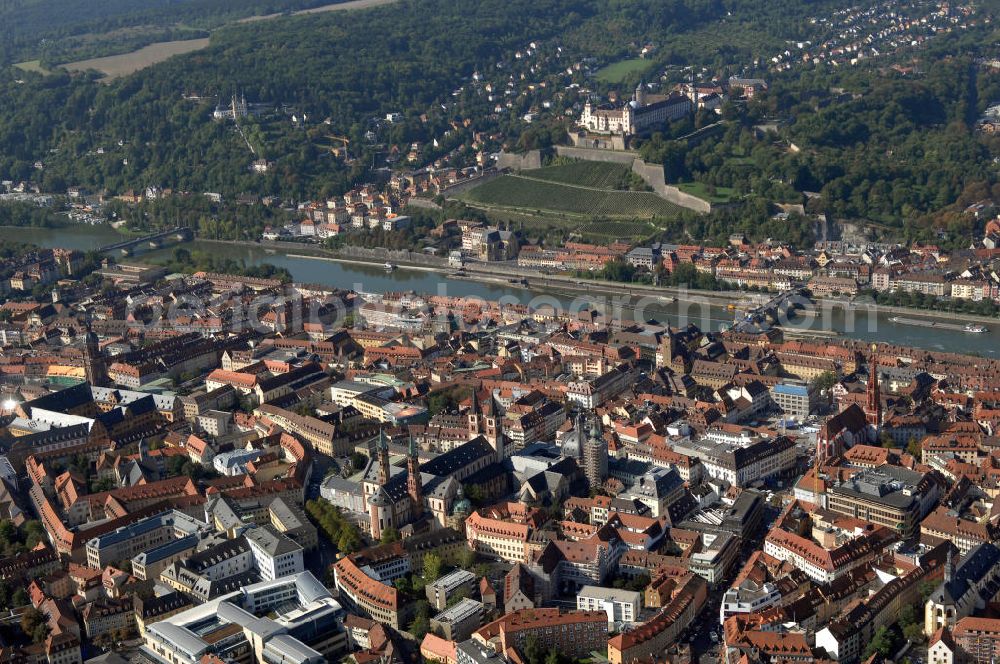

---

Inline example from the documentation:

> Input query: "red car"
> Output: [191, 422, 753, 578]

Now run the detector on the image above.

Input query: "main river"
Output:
[12, 225, 999, 357]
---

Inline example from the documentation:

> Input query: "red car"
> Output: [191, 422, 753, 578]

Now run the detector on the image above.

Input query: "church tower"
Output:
[634, 81, 647, 107]
[82, 326, 110, 387]
[864, 344, 882, 430]
[483, 396, 499, 447]
[368, 490, 390, 541]
[564, 412, 586, 460]
[467, 390, 482, 439]
[659, 328, 675, 369]
[583, 418, 608, 490]
[369, 429, 394, 540]
[483, 395, 508, 462]
[407, 433, 423, 515]
[377, 428, 391, 486]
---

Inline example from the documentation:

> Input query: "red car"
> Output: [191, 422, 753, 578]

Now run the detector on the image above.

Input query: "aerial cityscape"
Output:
[2, 0, 1000, 663]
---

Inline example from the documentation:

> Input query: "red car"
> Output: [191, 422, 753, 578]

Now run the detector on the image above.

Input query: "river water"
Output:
[11, 225, 998, 356]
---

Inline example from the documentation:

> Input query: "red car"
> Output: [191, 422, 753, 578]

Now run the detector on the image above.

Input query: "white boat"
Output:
[384, 262, 395, 271]
[964, 323, 988, 334]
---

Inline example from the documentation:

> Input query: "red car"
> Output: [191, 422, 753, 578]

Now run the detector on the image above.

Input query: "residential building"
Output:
[472, 609, 607, 661]
[576, 586, 642, 626]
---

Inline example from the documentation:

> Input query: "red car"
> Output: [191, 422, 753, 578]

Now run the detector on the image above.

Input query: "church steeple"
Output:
[407, 432, 422, 514]
[377, 428, 391, 486]
[483, 394, 507, 462]
[82, 324, 109, 387]
[467, 390, 482, 439]
[865, 343, 882, 430]
[583, 417, 608, 490]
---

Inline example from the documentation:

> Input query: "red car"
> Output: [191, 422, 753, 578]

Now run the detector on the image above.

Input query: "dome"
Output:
[589, 419, 602, 442]
[452, 485, 472, 515]
[453, 497, 472, 516]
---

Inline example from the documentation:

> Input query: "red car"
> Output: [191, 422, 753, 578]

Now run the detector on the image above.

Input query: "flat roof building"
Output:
[431, 598, 485, 641]
[576, 586, 642, 627]
[142, 572, 347, 664]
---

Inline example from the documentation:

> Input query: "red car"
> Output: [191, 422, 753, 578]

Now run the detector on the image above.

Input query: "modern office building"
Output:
[142, 572, 347, 664]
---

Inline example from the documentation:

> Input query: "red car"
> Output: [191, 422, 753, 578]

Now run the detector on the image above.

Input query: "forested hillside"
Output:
[0, 0, 347, 65]
[2, 0, 999, 246]
[0, 0, 849, 199]
[632, 23, 1000, 246]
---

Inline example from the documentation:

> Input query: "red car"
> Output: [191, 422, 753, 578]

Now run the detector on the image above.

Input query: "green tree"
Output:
[350, 451, 368, 470]
[464, 483, 486, 505]
[811, 371, 838, 394]
[919, 581, 936, 603]
[862, 626, 895, 660]
[903, 621, 925, 644]
[21, 607, 48, 643]
[408, 600, 430, 639]
[337, 528, 361, 554]
[423, 553, 443, 583]
[524, 635, 545, 664]
[381, 526, 400, 544]
[457, 546, 476, 570]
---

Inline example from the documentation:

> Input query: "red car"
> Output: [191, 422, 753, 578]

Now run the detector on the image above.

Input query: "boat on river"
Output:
[888, 316, 989, 334]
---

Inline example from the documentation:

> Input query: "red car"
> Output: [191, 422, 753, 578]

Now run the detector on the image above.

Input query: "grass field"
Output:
[458, 174, 683, 220]
[13, 60, 52, 75]
[62, 38, 210, 80]
[677, 181, 737, 204]
[240, 0, 400, 21]
[522, 161, 632, 189]
[594, 58, 654, 83]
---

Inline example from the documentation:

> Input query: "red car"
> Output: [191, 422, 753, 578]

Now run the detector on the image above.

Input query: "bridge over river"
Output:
[97, 227, 193, 255]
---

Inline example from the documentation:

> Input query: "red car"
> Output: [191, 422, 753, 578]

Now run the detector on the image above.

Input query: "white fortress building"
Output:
[579, 83, 692, 135]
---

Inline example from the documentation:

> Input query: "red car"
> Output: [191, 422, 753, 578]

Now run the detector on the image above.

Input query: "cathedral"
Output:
[362, 391, 510, 539]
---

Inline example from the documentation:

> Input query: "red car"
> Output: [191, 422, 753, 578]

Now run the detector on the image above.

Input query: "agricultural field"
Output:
[62, 38, 210, 80]
[240, 0, 400, 22]
[460, 176, 606, 215]
[592, 191, 683, 218]
[594, 58, 655, 83]
[576, 220, 656, 242]
[522, 161, 633, 189]
[12, 60, 51, 75]
[457, 174, 682, 220]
